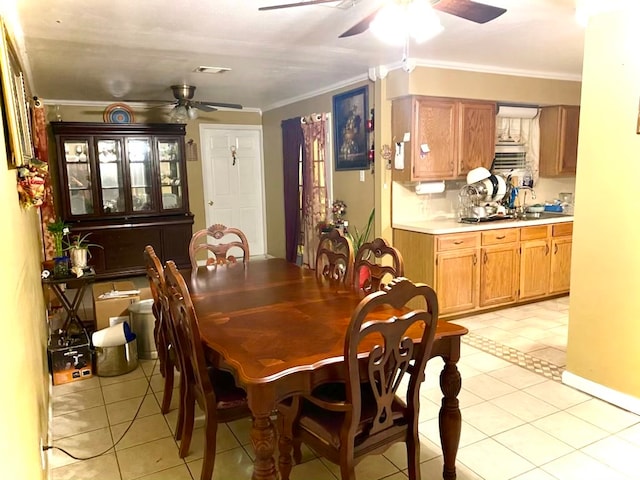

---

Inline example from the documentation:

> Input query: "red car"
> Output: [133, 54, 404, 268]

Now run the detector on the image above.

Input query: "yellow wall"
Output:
[387, 66, 582, 105]
[262, 80, 375, 259]
[0, 111, 49, 479]
[565, 6, 640, 398]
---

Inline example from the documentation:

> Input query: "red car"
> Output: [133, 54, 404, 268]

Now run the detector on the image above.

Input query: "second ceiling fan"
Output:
[259, 0, 507, 37]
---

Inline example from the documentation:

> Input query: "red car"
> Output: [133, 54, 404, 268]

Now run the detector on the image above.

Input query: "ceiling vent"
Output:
[193, 66, 231, 74]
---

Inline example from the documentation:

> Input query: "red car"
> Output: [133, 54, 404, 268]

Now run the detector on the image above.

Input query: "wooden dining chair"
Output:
[189, 224, 250, 273]
[353, 237, 405, 294]
[315, 228, 354, 287]
[164, 261, 251, 480]
[143, 245, 176, 414]
[277, 277, 440, 480]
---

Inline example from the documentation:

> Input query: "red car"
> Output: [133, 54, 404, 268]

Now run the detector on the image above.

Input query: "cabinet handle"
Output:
[208, 200, 214, 206]
[473, 253, 477, 265]
[453, 240, 464, 245]
[554, 244, 558, 254]
[483, 252, 488, 264]
[545, 244, 549, 255]
[496, 235, 505, 239]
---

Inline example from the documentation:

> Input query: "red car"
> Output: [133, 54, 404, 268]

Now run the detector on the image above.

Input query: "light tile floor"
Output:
[48, 295, 640, 480]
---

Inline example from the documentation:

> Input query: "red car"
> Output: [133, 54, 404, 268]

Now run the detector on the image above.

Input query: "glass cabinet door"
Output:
[157, 139, 183, 210]
[97, 139, 125, 214]
[63, 140, 94, 215]
[126, 138, 154, 212]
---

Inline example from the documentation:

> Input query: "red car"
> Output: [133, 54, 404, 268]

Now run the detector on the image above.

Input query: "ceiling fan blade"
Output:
[432, 0, 506, 24]
[338, 7, 381, 38]
[259, 0, 341, 11]
[198, 101, 243, 110]
[192, 102, 217, 112]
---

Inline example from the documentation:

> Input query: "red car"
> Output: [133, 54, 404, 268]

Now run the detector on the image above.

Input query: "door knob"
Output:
[208, 201, 214, 206]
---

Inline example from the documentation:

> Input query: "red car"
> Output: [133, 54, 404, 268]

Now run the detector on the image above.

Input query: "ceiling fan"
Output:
[137, 85, 243, 120]
[258, 0, 507, 37]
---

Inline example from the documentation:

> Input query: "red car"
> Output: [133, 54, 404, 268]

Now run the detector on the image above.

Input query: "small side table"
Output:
[42, 268, 96, 335]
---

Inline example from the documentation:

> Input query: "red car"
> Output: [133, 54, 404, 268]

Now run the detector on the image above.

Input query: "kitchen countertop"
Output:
[393, 214, 574, 235]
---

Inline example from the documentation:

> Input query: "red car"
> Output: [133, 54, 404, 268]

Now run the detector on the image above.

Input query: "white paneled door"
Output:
[199, 124, 266, 256]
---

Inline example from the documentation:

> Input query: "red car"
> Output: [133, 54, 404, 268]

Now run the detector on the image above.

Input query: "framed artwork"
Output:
[1, 18, 34, 167]
[333, 86, 368, 171]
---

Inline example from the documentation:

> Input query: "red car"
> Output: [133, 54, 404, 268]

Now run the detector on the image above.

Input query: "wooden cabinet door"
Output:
[479, 244, 519, 307]
[413, 98, 457, 180]
[550, 237, 572, 294]
[435, 249, 479, 315]
[458, 101, 496, 176]
[540, 105, 580, 176]
[558, 106, 580, 174]
[519, 239, 550, 300]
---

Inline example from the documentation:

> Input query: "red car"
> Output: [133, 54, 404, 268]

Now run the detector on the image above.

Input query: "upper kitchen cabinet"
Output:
[51, 122, 194, 278]
[539, 105, 580, 176]
[391, 96, 496, 181]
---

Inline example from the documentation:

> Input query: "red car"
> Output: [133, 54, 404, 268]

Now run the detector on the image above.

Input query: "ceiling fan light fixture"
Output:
[187, 106, 199, 120]
[370, 0, 443, 46]
[171, 105, 188, 123]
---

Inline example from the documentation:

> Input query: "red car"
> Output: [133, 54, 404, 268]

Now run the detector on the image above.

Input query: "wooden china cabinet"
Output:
[51, 122, 194, 278]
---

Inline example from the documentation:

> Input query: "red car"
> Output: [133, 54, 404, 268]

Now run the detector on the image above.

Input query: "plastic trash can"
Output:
[128, 299, 157, 359]
[95, 338, 138, 377]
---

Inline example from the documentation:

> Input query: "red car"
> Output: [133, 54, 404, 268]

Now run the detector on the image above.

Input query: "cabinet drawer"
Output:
[521, 225, 549, 241]
[552, 222, 573, 237]
[436, 232, 479, 252]
[481, 228, 519, 245]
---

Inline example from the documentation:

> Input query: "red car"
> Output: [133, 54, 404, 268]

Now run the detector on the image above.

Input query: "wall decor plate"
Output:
[103, 103, 134, 124]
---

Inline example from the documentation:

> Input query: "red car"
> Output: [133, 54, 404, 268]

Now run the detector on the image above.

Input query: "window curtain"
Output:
[281, 117, 305, 263]
[300, 114, 330, 269]
[496, 107, 541, 184]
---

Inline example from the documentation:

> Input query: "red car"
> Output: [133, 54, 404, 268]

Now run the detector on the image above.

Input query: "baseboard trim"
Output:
[562, 370, 640, 415]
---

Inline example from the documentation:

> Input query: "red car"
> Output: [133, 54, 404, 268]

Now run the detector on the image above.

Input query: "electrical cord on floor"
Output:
[43, 357, 159, 461]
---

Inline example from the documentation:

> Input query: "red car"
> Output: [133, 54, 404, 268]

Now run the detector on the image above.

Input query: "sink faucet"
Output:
[516, 186, 536, 217]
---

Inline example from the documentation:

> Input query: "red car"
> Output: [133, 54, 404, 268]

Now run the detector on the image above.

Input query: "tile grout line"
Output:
[462, 332, 565, 382]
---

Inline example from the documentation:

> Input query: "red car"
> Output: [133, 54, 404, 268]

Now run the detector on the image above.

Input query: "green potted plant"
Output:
[345, 208, 375, 289]
[47, 219, 71, 276]
[65, 232, 103, 269]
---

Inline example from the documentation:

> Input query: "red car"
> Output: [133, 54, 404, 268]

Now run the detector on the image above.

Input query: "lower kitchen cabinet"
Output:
[393, 222, 572, 318]
[550, 223, 573, 293]
[436, 249, 479, 315]
[479, 229, 520, 307]
[519, 226, 551, 300]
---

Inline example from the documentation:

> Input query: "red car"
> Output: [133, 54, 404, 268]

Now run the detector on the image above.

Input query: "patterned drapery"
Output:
[301, 114, 330, 269]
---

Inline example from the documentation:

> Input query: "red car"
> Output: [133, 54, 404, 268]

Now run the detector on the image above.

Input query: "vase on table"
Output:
[53, 256, 70, 277]
[69, 247, 88, 269]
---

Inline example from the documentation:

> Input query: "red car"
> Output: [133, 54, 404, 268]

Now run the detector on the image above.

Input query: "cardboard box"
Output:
[92, 281, 140, 331]
[48, 331, 93, 385]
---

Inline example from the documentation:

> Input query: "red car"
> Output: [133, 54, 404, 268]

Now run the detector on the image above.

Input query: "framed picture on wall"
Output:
[1, 18, 34, 167]
[332, 86, 368, 171]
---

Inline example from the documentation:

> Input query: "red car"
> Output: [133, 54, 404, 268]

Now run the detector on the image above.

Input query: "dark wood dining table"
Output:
[186, 258, 467, 480]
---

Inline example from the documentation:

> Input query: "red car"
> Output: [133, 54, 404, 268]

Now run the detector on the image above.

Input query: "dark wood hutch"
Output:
[51, 122, 194, 278]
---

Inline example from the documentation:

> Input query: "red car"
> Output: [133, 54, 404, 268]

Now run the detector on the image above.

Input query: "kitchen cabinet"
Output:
[51, 122, 194, 278]
[393, 221, 573, 318]
[519, 226, 550, 300]
[479, 229, 520, 307]
[539, 105, 580, 176]
[549, 223, 573, 294]
[435, 232, 480, 315]
[391, 96, 495, 182]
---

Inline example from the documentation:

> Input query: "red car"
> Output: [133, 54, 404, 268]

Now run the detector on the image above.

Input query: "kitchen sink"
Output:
[520, 211, 572, 220]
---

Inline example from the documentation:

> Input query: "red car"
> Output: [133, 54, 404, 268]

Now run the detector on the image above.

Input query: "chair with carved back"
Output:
[143, 245, 177, 414]
[353, 237, 405, 294]
[164, 260, 251, 480]
[315, 228, 354, 287]
[277, 277, 439, 480]
[188, 224, 250, 275]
